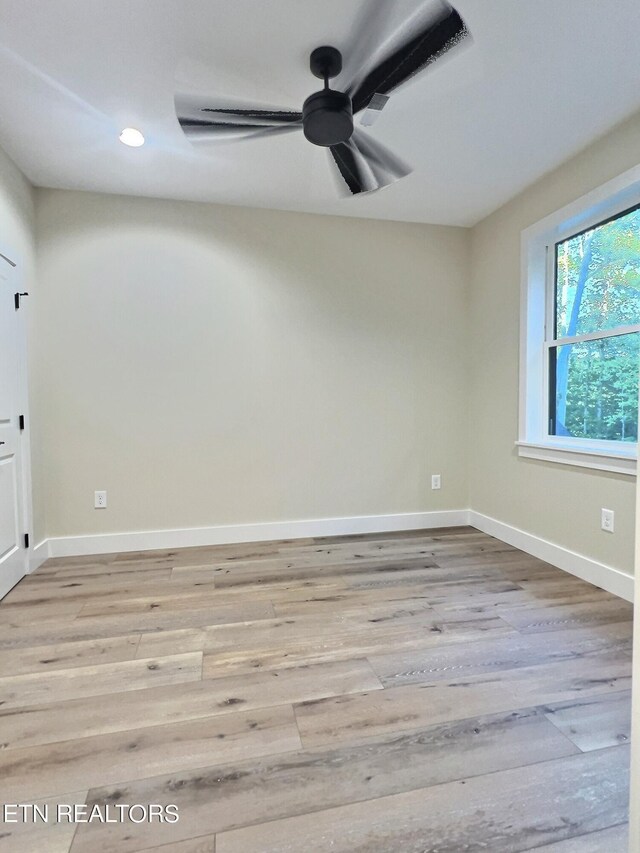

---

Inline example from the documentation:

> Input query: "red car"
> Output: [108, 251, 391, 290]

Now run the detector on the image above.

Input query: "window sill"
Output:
[515, 441, 637, 476]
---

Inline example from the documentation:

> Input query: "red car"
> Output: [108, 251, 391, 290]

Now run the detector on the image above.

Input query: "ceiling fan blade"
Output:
[178, 116, 301, 143]
[329, 139, 375, 195]
[338, 0, 397, 93]
[349, 1, 469, 114]
[351, 129, 412, 183]
[199, 108, 302, 126]
[330, 131, 411, 196]
[176, 93, 302, 142]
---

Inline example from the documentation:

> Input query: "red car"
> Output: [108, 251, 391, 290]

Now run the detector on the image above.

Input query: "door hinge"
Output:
[24, 533, 30, 549]
[14, 292, 29, 310]
[19, 414, 25, 431]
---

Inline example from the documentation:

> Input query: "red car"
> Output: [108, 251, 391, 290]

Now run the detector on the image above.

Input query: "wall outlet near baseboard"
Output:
[94, 490, 107, 509]
[431, 474, 441, 490]
[601, 508, 614, 533]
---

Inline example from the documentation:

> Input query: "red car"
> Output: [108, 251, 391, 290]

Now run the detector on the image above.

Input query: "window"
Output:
[519, 166, 640, 475]
[549, 206, 640, 443]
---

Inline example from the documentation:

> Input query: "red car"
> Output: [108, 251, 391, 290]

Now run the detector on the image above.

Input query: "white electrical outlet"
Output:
[601, 508, 614, 533]
[431, 474, 441, 490]
[94, 490, 107, 509]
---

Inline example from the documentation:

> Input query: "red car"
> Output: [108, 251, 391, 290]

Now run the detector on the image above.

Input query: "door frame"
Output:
[629, 364, 640, 852]
[0, 242, 34, 578]
[630, 470, 640, 852]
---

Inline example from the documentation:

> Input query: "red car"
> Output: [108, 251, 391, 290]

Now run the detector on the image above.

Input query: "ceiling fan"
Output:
[176, 0, 470, 196]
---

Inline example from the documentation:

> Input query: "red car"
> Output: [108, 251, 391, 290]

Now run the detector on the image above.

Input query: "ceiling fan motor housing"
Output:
[303, 89, 353, 147]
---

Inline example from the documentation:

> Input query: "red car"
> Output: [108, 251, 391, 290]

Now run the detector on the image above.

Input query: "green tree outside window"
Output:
[551, 207, 640, 442]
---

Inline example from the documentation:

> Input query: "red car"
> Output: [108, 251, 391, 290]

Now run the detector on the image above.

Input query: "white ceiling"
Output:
[0, 0, 639, 226]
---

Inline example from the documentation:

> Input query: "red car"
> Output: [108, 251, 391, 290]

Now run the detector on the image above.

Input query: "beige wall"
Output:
[35, 189, 470, 538]
[0, 147, 43, 544]
[468, 111, 640, 576]
[23, 112, 640, 565]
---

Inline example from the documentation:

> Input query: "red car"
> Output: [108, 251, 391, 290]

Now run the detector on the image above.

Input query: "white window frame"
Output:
[518, 164, 640, 477]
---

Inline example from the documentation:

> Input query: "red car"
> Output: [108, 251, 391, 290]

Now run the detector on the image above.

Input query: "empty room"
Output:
[1, 1, 639, 851]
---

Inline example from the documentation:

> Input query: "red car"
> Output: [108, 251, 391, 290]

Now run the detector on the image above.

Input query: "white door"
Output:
[0, 254, 27, 598]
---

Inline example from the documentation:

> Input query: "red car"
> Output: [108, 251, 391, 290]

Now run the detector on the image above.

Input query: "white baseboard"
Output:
[45, 510, 470, 559]
[39, 508, 635, 603]
[29, 540, 50, 574]
[468, 510, 634, 603]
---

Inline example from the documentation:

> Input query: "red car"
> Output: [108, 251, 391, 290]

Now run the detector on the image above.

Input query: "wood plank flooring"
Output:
[0, 527, 633, 852]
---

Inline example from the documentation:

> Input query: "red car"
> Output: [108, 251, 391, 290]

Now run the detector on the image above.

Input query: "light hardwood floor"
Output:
[0, 526, 633, 852]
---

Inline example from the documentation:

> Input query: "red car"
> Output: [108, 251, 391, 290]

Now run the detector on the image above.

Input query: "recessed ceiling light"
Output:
[119, 127, 145, 147]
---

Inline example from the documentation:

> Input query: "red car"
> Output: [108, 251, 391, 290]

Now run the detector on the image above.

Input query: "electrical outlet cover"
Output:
[601, 508, 614, 533]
